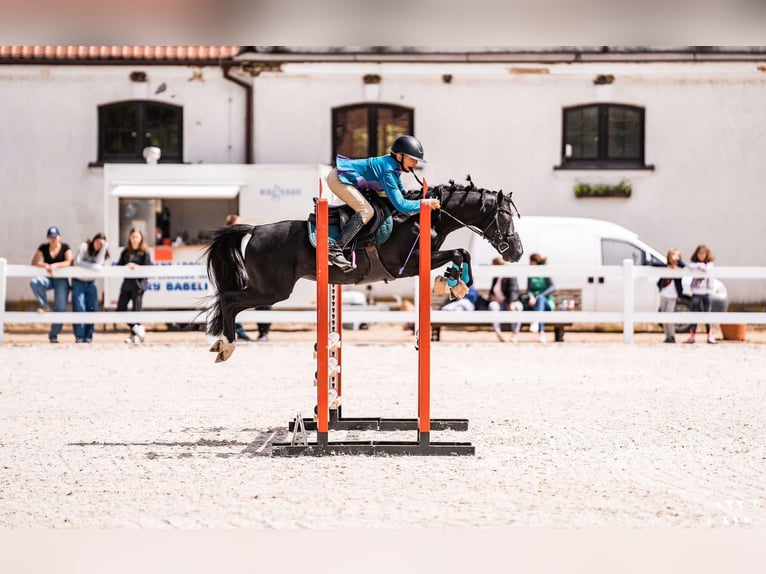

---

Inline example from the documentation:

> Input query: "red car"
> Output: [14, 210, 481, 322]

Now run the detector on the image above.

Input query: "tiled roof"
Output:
[0, 46, 242, 62]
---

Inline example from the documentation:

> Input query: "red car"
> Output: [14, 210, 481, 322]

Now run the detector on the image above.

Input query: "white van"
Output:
[468, 216, 728, 318]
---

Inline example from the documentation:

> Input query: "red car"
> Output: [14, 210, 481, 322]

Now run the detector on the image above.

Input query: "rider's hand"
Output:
[428, 199, 441, 210]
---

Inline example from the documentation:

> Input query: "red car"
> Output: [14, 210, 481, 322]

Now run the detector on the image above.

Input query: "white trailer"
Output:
[103, 163, 331, 310]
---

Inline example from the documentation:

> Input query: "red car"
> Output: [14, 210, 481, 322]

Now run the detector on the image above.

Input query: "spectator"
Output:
[527, 252, 556, 343]
[656, 248, 685, 343]
[117, 227, 153, 344]
[685, 244, 717, 344]
[30, 226, 73, 343]
[72, 232, 110, 343]
[225, 214, 271, 342]
[488, 256, 523, 343]
[440, 285, 480, 312]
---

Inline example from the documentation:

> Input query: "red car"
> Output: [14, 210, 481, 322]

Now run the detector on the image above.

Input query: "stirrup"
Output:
[329, 250, 353, 270]
[328, 240, 353, 270]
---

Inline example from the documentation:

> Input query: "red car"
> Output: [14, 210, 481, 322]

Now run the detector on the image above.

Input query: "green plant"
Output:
[574, 179, 632, 198]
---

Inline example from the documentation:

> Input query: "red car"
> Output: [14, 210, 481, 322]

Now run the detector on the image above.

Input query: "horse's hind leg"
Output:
[209, 289, 253, 363]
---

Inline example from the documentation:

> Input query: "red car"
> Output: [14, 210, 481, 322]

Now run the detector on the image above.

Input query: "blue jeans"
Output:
[534, 296, 553, 332]
[30, 276, 70, 339]
[691, 294, 712, 334]
[72, 278, 98, 341]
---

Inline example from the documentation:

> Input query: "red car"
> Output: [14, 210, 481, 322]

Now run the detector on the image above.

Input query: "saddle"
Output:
[307, 190, 394, 249]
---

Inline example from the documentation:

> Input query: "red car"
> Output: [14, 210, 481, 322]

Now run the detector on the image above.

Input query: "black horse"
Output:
[205, 179, 523, 362]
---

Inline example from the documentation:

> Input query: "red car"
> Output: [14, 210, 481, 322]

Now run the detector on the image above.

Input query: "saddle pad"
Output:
[308, 213, 394, 249]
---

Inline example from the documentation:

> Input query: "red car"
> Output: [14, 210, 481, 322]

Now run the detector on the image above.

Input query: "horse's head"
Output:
[424, 178, 523, 262]
[492, 189, 524, 262]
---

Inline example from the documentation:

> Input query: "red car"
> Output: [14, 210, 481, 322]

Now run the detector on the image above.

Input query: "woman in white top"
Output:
[72, 233, 109, 343]
[686, 244, 716, 344]
[657, 248, 685, 343]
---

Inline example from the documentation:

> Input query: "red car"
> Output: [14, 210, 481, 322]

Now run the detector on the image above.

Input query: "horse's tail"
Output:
[204, 224, 252, 336]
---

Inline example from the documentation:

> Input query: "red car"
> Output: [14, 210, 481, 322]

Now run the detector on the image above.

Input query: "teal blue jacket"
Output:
[335, 154, 421, 214]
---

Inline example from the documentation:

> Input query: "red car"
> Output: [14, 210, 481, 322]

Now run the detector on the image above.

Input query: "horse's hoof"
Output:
[450, 280, 469, 299]
[433, 275, 448, 295]
[211, 339, 235, 362]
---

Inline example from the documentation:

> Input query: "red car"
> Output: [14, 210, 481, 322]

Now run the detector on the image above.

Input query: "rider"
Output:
[325, 134, 440, 271]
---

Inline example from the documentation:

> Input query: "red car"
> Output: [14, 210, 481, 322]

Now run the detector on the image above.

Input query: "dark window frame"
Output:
[96, 100, 183, 164]
[557, 103, 652, 170]
[331, 103, 414, 162]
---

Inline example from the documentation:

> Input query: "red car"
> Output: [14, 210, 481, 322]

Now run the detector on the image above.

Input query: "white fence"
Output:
[2, 258, 766, 344]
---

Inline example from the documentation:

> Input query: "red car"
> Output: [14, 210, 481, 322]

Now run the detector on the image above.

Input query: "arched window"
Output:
[561, 103, 646, 169]
[332, 103, 414, 160]
[98, 100, 183, 163]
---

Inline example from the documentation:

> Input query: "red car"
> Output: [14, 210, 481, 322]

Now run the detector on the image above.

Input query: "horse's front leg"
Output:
[432, 249, 474, 297]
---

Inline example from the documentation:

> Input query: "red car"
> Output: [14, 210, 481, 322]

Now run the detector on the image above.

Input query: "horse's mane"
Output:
[402, 175, 497, 213]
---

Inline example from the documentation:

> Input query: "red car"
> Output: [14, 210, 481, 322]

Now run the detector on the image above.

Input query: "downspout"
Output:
[222, 64, 254, 164]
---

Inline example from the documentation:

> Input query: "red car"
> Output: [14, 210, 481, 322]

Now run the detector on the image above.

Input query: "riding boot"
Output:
[337, 212, 366, 249]
[329, 212, 366, 271]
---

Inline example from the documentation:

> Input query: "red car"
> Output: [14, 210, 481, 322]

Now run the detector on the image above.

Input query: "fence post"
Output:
[0, 258, 6, 344]
[623, 258, 635, 344]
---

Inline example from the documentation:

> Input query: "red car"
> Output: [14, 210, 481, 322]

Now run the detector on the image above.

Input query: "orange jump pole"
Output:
[417, 192, 431, 443]
[315, 182, 329, 445]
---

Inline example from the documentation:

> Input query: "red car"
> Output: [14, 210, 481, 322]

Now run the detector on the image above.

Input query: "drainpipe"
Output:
[222, 65, 253, 164]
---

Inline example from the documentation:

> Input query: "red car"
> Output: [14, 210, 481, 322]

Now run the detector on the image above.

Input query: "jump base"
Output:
[272, 432, 475, 457]
[289, 412, 470, 432]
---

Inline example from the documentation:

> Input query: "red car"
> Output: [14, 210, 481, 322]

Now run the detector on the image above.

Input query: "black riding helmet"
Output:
[390, 135, 427, 165]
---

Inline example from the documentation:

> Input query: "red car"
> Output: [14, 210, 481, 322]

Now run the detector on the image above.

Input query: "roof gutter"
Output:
[222, 64, 254, 164]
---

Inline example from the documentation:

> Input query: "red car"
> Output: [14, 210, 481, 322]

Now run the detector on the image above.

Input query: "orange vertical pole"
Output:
[418, 181, 431, 440]
[316, 181, 329, 437]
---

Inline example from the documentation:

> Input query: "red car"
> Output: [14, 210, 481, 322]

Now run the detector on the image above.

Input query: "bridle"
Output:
[438, 193, 520, 255]
[396, 178, 520, 275]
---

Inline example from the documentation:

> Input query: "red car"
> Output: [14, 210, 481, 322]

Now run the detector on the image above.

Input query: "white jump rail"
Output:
[2, 258, 766, 344]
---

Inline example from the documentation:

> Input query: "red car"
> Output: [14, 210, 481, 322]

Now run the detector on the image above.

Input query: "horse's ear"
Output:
[498, 189, 504, 203]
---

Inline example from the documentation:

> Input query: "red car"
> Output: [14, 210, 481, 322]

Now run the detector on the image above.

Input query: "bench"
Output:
[430, 288, 582, 342]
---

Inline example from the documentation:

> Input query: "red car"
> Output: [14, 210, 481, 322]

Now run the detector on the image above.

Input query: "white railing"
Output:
[2, 258, 766, 344]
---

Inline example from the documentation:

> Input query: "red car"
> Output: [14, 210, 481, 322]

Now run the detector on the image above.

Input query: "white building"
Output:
[1, 46, 765, 305]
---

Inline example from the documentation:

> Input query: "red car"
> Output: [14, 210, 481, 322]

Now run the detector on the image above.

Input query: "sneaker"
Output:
[75, 338, 85, 343]
[529, 322, 539, 333]
[237, 332, 252, 342]
[684, 336, 695, 344]
[538, 332, 547, 343]
[707, 336, 717, 344]
[37, 306, 49, 314]
[663, 337, 676, 343]
[84, 339, 92, 344]
[124, 334, 136, 344]
[132, 324, 146, 342]
[256, 333, 269, 343]
[49, 336, 58, 344]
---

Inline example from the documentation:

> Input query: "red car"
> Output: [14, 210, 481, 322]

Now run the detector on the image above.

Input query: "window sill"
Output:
[88, 159, 185, 168]
[554, 162, 654, 171]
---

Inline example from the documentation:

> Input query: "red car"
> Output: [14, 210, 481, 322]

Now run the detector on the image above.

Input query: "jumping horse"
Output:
[205, 177, 524, 362]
